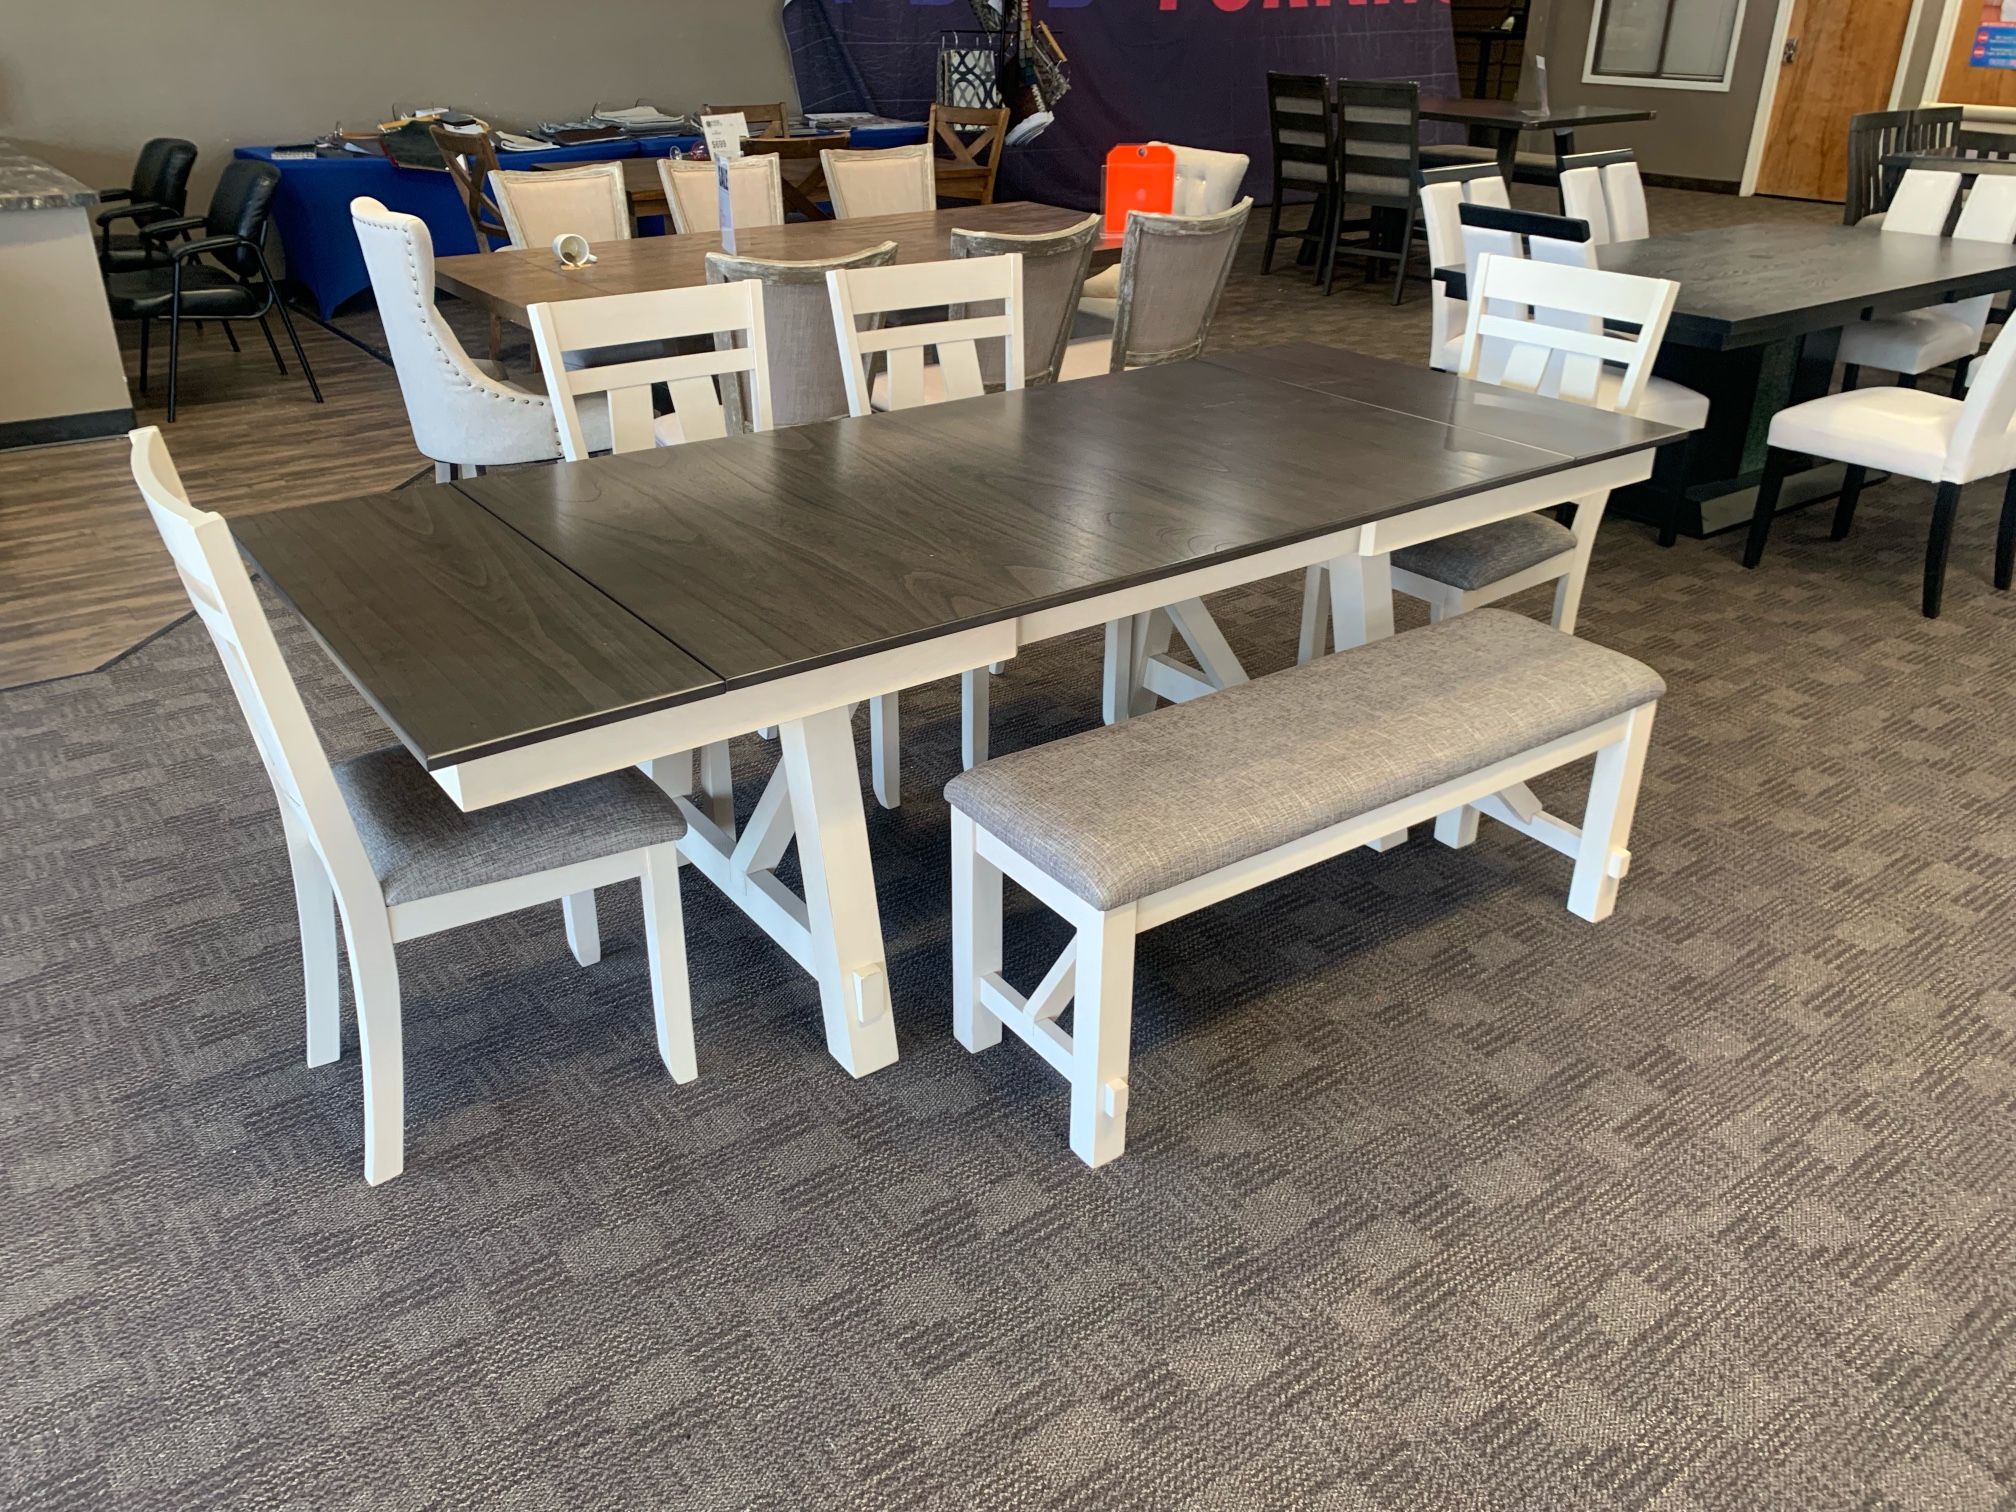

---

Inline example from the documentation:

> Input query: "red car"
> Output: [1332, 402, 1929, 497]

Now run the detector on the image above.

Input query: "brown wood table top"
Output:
[232, 345, 1677, 769]
[1435, 222, 2016, 350]
[534, 156, 668, 215]
[435, 201, 1119, 326]
[1418, 97, 1658, 132]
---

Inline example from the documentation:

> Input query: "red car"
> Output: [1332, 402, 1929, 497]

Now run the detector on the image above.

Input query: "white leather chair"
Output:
[350, 197, 606, 480]
[1839, 171, 2013, 395]
[1558, 151, 1651, 245]
[1081, 143, 1249, 317]
[821, 144, 936, 219]
[658, 156, 785, 236]
[129, 426, 695, 1185]
[491, 162, 631, 248]
[527, 281, 773, 458]
[827, 253, 1026, 806]
[1421, 163, 1511, 372]
[1744, 310, 2016, 617]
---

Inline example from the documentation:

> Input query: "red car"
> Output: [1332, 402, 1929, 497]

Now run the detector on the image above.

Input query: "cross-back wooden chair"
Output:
[930, 103, 1010, 204]
[527, 281, 772, 459]
[703, 101, 789, 139]
[428, 125, 509, 358]
[743, 134, 849, 220]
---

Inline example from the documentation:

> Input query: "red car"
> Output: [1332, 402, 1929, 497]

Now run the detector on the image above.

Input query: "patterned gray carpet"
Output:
[6, 189, 2016, 1509]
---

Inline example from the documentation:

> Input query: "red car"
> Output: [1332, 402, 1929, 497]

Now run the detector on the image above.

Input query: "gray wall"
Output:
[0, 1, 799, 200]
[1523, 0, 1786, 185]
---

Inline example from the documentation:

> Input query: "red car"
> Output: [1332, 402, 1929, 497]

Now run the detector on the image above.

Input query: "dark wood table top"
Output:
[1418, 97, 1657, 133]
[1436, 223, 2016, 349]
[436, 201, 1120, 326]
[234, 346, 1678, 769]
[1879, 153, 2016, 176]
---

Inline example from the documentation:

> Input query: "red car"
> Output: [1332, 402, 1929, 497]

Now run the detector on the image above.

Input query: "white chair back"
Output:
[1882, 168, 1962, 235]
[1603, 159, 1650, 240]
[658, 156, 785, 236]
[1558, 168, 1613, 245]
[1946, 316, 2016, 480]
[126, 427, 378, 902]
[1151, 141, 1252, 215]
[527, 282, 772, 459]
[1945, 174, 2016, 340]
[826, 253, 1023, 414]
[350, 196, 561, 467]
[1425, 168, 1513, 369]
[1457, 253, 1679, 416]
[1559, 153, 1651, 245]
[492, 163, 631, 248]
[821, 144, 936, 219]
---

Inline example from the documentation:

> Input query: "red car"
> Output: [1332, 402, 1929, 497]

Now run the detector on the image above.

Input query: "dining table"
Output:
[1419, 97, 1658, 183]
[434, 201, 1121, 328]
[231, 344, 1678, 1081]
[1438, 222, 2016, 536]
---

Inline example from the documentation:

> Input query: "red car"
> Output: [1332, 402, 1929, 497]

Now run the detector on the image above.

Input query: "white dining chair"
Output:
[1558, 150, 1650, 245]
[827, 252, 1025, 805]
[1058, 198, 1253, 380]
[1421, 163, 1510, 372]
[1744, 310, 2016, 618]
[1300, 248, 1681, 660]
[1839, 171, 2015, 395]
[128, 426, 695, 1185]
[1081, 142, 1249, 316]
[658, 155, 785, 236]
[527, 281, 773, 458]
[492, 162, 632, 248]
[821, 144, 937, 220]
[350, 196, 604, 481]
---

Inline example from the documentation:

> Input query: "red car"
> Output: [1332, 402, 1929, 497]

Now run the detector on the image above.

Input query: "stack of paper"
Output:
[590, 104, 692, 134]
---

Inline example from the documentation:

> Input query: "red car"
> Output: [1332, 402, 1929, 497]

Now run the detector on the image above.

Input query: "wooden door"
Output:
[1755, 0, 1917, 200]
[1937, 0, 2016, 107]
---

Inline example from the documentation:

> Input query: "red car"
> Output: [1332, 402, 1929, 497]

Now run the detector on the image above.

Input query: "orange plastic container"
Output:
[1103, 143, 1177, 236]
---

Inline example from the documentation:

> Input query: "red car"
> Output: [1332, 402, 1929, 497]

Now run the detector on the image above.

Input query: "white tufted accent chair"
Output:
[350, 197, 607, 478]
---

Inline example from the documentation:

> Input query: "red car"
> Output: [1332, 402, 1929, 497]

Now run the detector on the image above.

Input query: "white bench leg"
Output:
[1129, 608, 1173, 716]
[1101, 617, 1134, 725]
[961, 668, 990, 770]
[1297, 565, 1329, 664]
[869, 692, 901, 809]
[562, 890, 601, 966]
[342, 909, 404, 1185]
[1434, 806, 1480, 849]
[1570, 703, 1655, 923]
[1070, 905, 1139, 1168]
[1327, 551, 1395, 650]
[640, 846, 696, 1082]
[950, 810, 1004, 1051]
[285, 817, 341, 1067]
[699, 741, 735, 836]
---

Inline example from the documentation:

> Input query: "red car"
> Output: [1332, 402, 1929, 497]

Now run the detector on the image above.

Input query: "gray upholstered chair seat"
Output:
[332, 747, 687, 905]
[944, 609, 1663, 910]
[1391, 513, 1578, 591]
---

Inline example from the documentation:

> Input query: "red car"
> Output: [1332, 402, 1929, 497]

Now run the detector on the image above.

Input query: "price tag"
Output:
[700, 112, 750, 162]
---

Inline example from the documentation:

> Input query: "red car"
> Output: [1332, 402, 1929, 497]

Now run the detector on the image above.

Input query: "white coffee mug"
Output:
[552, 232, 596, 269]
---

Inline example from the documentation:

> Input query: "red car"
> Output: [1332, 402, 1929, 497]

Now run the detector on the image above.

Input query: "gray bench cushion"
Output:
[333, 747, 687, 905]
[944, 609, 1662, 911]
[1392, 513, 1577, 591]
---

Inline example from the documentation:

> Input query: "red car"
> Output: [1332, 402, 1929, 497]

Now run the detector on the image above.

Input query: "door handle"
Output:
[1783, 35, 1800, 65]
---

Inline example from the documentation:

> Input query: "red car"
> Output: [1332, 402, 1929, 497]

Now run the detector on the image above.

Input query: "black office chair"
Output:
[103, 159, 322, 422]
[96, 138, 198, 266]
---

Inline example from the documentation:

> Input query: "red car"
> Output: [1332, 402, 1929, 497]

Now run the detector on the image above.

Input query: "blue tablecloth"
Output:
[241, 122, 924, 317]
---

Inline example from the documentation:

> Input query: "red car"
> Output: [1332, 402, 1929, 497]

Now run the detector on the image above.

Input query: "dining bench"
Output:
[944, 609, 1664, 1167]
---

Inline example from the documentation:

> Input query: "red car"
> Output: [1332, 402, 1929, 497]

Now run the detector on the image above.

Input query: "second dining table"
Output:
[232, 345, 1678, 1083]
[434, 200, 1123, 328]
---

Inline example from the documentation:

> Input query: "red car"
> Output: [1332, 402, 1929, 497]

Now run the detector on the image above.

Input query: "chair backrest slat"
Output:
[658, 155, 785, 236]
[951, 214, 1102, 386]
[822, 145, 937, 220]
[492, 163, 631, 249]
[527, 282, 771, 459]
[827, 254, 1023, 413]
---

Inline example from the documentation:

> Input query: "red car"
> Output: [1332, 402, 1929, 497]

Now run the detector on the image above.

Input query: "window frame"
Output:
[1581, 0, 1751, 93]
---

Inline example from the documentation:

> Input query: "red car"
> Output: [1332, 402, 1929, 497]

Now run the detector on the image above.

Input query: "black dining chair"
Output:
[1328, 79, 1425, 303]
[103, 159, 322, 422]
[96, 138, 199, 266]
[1261, 72, 1337, 277]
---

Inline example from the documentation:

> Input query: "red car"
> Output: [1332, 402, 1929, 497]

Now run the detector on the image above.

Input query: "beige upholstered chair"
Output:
[952, 213, 1102, 387]
[1082, 142, 1249, 314]
[1060, 199, 1253, 380]
[491, 162, 631, 248]
[822, 144, 937, 219]
[705, 241, 899, 429]
[658, 156, 786, 236]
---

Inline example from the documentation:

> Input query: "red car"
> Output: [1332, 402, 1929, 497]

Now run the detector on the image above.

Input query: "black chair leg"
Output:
[271, 299, 323, 404]
[137, 319, 151, 395]
[1830, 465, 1867, 540]
[1924, 481, 1962, 618]
[1262, 189, 1281, 275]
[223, 322, 241, 354]
[166, 306, 183, 423]
[1950, 355, 1973, 398]
[1841, 363, 1860, 391]
[1389, 207, 1415, 306]
[1743, 447, 1795, 569]
[1997, 473, 2016, 591]
[257, 315, 287, 375]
